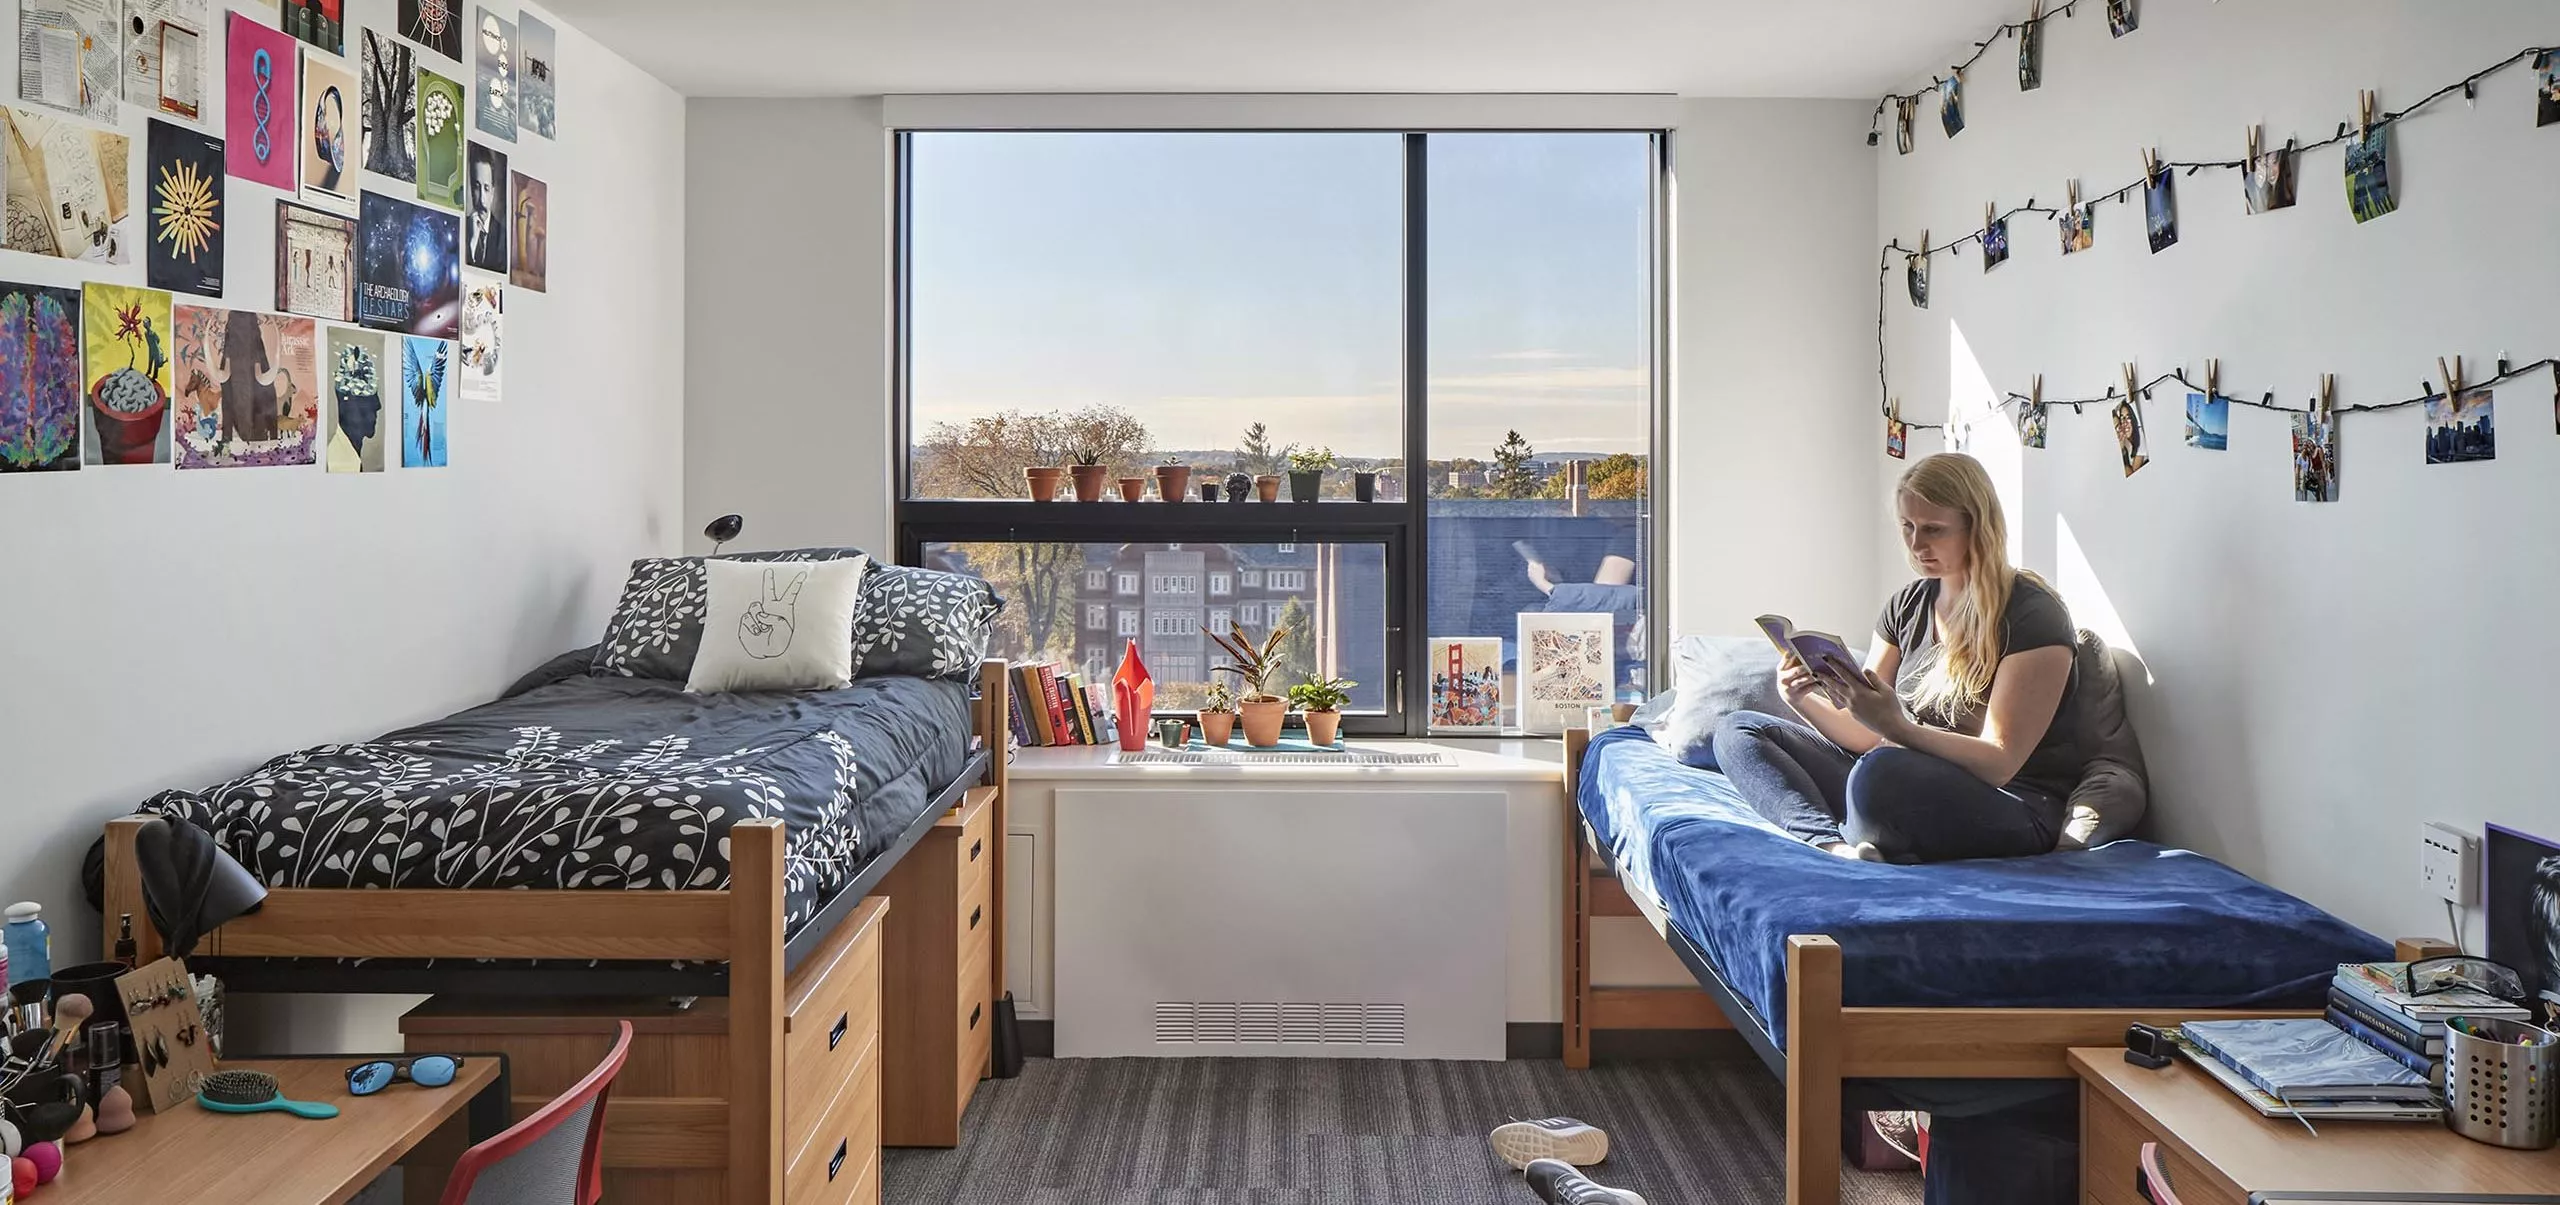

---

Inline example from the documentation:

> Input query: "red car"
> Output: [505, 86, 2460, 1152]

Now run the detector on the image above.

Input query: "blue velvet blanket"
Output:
[1578, 726, 2390, 1046]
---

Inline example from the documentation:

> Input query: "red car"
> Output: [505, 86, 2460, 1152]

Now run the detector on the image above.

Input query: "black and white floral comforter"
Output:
[139, 672, 973, 937]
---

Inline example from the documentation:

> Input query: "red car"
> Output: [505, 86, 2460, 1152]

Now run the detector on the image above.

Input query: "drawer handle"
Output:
[968, 904, 983, 931]
[828, 1011, 848, 1051]
[828, 1137, 848, 1181]
[968, 1002, 982, 1031]
[969, 837, 983, 863]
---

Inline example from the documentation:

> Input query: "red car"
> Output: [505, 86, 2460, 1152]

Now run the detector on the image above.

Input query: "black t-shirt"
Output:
[1875, 574, 2083, 796]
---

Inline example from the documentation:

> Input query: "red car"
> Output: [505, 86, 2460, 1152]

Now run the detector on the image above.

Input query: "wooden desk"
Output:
[2070, 1046, 2560, 1205]
[45, 1057, 504, 1205]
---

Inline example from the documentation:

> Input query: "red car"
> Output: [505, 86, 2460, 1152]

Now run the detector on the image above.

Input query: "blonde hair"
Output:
[1897, 453, 2045, 717]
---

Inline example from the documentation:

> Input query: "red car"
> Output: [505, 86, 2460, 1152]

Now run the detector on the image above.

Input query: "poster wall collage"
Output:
[0, 0, 556, 476]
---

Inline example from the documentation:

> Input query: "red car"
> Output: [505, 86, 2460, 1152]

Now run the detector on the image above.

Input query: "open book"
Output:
[1755, 614, 1866, 708]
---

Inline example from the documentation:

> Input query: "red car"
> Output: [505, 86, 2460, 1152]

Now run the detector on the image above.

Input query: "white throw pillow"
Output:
[686, 556, 870, 693]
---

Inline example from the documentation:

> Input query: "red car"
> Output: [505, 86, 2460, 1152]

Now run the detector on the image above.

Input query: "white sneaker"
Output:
[1490, 1117, 1609, 1170]
[1525, 1158, 1647, 1205]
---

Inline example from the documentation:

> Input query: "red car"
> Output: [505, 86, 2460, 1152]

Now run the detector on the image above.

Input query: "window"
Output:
[1208, 608, 1231, 633]
[897, 130, 1661, 734]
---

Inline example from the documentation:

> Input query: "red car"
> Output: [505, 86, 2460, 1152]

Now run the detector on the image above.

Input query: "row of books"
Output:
[2174, 961, 2530, 1123]
[1005, 662, 1122, 748]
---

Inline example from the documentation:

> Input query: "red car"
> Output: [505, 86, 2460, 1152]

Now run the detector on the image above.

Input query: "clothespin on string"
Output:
[2438, 355, 2465, 408]
[2314, 374, 2335, 423]
[2140, 146, 2159, 185]
[2205, 358, 2220, 406]
[2358, 90, 2378, 140]
[2123, 362, 2143, 406]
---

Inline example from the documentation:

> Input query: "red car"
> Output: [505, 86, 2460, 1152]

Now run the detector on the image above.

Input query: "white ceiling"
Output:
[543, 0, 2022, 99]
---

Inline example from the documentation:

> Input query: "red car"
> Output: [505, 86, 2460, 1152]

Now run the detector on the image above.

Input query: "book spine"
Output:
[1024, 666, 1057, 746]
[1040, 665, 1071, 744]
[2325, 1008, 2441, 1084]
[2326, 986, 2441, 1054]
[2332, 973, 2457, 1033]
[1066, 675, 1095, 744]
[1006, 679, 1032, 747]
[1088, 682, 1116, 743]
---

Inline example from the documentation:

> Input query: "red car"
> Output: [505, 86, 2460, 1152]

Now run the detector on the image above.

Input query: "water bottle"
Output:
[4, 903, 51, 985]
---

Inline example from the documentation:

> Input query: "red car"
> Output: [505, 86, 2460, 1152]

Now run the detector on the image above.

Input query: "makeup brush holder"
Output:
[3, 1070, 81, 1145]
[2444, 1017, 2557, 1150]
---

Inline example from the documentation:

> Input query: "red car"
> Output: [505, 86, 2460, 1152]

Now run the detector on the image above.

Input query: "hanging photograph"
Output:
[325, 325, 385, 472]
[399, 0, 462, 61]
[1427, 638, 1503, 734]
[358, 190, 461, 338]
[458, 281, 500, 402]
[415, 68, 465, 209]
[224, 13, 298, 190]
[2144, 165, 2178, 254]
[81, 283, 174, 465]
[401, 334, 451, 467]
[2017, 401, 2046, 449]
[509, 169, 546, 292]
[2107, 0, 2137, 37]
[2111, 398, 2149, 477]
[299, 50, 357, 213]
[2243, 140, 2298, 215]
[1906, 252, 1928, 309]
[279, 0, 341, 55]
[518, 11, 555, 139]
[2424, 386, 2495, 465]
[1894, 97, 1914, 154]
[2539, 53, 2560, 128]
[18, 0, 122, 124]
[276, 199, 354, 321]
[1982, 215, 2008, 271]
[2017, 10, 2043, 93]
[360, 30, 416, 182]
[473, 7, 516, 142]
[1886, 414, 1908, 459]
[1517, 613, 1611, 736]
[170, 305, 320, 469]
[2183, 392, 2229, 451]
[2292, 411, 2337, 502]
[0, 282, 85, 473]
[2345, 127, 2396, 224]
[1939, 73, 1964, 138]
[2059, 203, 2093, 255]
[145, 120, 223, 297]
[3, 106, 135, 263]
[464, 141, 508, 273]
[125, 0, 211, 120]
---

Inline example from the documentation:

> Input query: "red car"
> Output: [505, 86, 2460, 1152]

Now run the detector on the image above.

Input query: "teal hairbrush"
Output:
[196, 1070, 339, 1119]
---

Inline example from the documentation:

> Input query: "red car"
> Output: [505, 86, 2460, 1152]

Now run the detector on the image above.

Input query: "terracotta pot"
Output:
[1353, 471, 1378, 502]
[1024, 466, 1065, 502]
[1304, 710, 1342, 748]
[1199, 711, 1236, 746]
[1238, 698, 1287, 747]
[90, 371, 168, 465]
[1155, 464, 1192, 502]
[1117, 477, 1145, 502]
[1069, 464, 1110, 502]
[1288, 470, 1322, 502]
[1254, 474, 1280, 502]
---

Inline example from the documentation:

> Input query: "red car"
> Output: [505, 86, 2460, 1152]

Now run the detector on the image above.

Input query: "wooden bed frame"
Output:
[100, 659, 1014, 1205]
[1559, 728, 2427, 1205]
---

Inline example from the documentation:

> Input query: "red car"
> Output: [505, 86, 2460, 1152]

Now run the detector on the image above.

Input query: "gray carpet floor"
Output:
[883, 1057, 1923, 1204]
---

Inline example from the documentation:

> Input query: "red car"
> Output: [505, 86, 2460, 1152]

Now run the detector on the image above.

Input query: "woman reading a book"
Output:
[1712, 453, 2083, 862]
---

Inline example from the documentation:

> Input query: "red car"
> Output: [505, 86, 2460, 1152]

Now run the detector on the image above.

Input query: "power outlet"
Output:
[2419, 822, 2478, 906]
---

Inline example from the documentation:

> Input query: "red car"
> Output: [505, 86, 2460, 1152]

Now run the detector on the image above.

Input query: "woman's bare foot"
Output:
[1820, 841, 1884, 862]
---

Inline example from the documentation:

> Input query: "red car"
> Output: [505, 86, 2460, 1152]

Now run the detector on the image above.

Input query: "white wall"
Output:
[0, 2, 686, 1047]
[1875, 0, 2560, 940]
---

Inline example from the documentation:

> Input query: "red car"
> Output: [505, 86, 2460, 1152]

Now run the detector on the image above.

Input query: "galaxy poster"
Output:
[356, 189, 459, 339]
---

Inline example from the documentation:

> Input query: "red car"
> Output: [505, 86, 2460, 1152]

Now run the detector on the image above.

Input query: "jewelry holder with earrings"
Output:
[112, 959, 213, 1113]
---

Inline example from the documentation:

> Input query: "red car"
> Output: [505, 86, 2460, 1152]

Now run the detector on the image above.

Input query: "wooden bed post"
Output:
[1562, 727, 1593, 1070]
[979, 659, 1011, 1008]
[101, 817, 164, 965]
[728, 817, 786, 1205]
[1786, 935, 1844, 1205]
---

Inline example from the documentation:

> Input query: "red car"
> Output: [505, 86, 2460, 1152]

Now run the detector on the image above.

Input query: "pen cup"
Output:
[2443, 1016, 2557, 1150]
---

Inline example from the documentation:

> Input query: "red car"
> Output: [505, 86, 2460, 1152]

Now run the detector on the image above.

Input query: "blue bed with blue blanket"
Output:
[1575, 724, 2390, 1050]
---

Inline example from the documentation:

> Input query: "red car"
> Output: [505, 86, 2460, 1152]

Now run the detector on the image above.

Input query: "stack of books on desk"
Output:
[2174, 1018, 2444, 1122]
[2325, 960, 2533, 1086]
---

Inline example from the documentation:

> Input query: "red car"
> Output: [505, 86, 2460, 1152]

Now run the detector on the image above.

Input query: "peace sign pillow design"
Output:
[686, 556, 870, 693]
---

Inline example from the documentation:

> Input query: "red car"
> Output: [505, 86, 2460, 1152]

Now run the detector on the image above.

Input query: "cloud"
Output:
[1487, 350, 1586, 362]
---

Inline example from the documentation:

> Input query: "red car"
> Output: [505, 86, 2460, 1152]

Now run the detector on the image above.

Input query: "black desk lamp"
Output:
[704, 514, 744, 555]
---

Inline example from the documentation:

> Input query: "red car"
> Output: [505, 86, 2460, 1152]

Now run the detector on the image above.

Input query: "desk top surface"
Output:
[45, 1057, 499, 1205]
[2070, 1046, 2560, 1195]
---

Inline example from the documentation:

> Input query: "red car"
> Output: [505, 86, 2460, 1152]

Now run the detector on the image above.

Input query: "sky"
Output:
[907, 131, 1654, 462]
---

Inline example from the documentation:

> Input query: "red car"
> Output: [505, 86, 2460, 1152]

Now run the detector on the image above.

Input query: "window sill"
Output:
[1008, 738, 1562, 782]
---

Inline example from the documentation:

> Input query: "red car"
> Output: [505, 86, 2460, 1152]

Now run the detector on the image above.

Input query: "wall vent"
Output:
[1153, 1001, 1407, 1046]
[1113, 749, 1450, 767]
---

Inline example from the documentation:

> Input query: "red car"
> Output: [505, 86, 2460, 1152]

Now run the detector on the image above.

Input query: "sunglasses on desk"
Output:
[2398, 957, 2527, 1002]
[346, 1054, 465, 1096]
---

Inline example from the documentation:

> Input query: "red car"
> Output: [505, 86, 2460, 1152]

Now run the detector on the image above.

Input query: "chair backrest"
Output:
[441, 1020, 633, 1205]
[2136, 1141, 2186, 1205]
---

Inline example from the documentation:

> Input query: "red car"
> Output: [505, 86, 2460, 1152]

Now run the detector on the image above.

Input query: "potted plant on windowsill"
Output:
[1117, 475, 1146, 502]
[1198, 680, 1238, 746]
[1154, 456, 1192, 503]
[1287, 675, 1357, 748]
[1254, 474, 1281, 502]
[1353, 469, 1379, 501]
[1023, 463, 1065, 502]
[1286, 446, 1334, 502]
[1068, 447, 1110, 502]
[1205, 620, 1290, 747]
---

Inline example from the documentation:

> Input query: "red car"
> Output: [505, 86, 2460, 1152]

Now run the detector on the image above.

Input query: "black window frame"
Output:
[892, 128, 1670, 738]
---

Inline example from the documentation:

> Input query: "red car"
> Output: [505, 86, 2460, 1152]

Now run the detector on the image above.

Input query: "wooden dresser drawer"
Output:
[954, 799, 995, 902]
[784, 896, 887, 1134]
[784, 1048, 880, 1205]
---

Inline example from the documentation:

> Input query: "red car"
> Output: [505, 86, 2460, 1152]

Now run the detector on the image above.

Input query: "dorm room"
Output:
[8, 2, 2560, 1204]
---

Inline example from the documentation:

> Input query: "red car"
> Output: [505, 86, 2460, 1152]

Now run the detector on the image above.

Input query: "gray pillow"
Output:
[2059, 629, 2150, 848]
[1637, 635, 1795, 770]
[591, 547, 867, 680]
[850, 564, 1002, 682]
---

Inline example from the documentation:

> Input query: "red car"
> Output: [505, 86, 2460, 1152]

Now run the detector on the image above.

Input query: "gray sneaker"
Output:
[1489, 1117, 1609, 1170]
[1525, 1158, 1649, 1205]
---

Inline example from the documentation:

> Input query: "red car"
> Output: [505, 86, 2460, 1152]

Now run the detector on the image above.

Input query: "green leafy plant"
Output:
[1286, 445, 1336, 473]
[1204, 620, 1289, 701]
[1200, 680, 1237, 714]
[1287, 675, 1357, 713]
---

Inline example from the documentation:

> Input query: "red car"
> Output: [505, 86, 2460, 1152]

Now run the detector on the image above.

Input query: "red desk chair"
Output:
[439, 1020, 633, 1205]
